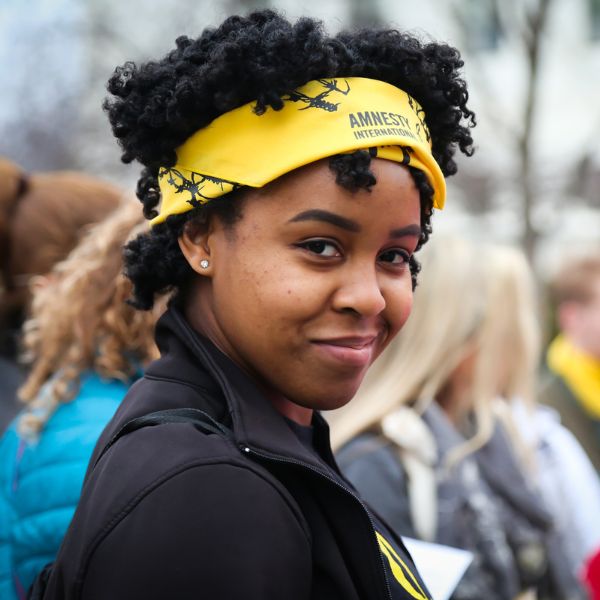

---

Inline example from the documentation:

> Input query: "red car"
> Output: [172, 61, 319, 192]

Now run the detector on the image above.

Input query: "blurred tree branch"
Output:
[520, 0, 551, 259]
[448, 0, 520, 142]
[448, 0, 553, 259]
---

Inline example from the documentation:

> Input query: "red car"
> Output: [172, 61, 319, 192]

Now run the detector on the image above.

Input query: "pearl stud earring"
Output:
[200, 259, 209, 269]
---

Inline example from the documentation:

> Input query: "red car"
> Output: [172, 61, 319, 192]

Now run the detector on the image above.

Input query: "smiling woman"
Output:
[178, 159, 421, 422]
[36, 10, 475, 600]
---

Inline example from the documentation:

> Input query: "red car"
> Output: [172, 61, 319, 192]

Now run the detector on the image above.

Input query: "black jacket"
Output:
[42, 307, 428, 600]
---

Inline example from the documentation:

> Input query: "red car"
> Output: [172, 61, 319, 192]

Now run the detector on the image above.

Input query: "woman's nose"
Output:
[331, 267, 386, 317]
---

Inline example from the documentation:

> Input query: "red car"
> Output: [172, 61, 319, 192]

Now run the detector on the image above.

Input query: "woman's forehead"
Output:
[240, 159, 421, 232]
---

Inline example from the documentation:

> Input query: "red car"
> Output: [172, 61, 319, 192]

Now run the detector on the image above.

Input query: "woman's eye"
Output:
[379, 249, 410, 265]
[300, 240, 341, 258]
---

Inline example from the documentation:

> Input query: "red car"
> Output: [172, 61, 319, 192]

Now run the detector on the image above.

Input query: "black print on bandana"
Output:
[284, 79, 351, 112]
[407, 95, 431, 143]
[399, 146, 412, 165]
[160, 168, 242, 208]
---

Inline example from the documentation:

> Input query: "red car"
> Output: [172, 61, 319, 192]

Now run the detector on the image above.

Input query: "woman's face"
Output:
[181, 158, 421, 418]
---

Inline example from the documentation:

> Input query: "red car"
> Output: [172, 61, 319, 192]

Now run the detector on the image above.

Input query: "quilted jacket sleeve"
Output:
[0, 374, 125, 600]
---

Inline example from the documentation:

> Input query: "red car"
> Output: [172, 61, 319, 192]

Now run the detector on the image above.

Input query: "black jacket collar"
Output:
[149, 307, 338, 472]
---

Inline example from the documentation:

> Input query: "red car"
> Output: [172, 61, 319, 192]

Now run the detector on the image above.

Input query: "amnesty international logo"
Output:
[283, 78, 350, 112]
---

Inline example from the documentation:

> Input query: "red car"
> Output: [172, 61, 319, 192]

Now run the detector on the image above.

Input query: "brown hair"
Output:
[0, 157, 123, 325]
[18, 201, 165, 435]
[549, 254, 600, 306]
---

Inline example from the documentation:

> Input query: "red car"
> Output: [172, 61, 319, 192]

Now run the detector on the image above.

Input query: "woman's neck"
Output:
[267, 393, 313, 426]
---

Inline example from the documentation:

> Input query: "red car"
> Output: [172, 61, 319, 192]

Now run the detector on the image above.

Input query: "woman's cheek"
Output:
[389, 285, 414, 336]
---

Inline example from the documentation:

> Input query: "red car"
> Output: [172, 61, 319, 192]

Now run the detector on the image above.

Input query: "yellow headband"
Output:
[153, 77, 445, 225]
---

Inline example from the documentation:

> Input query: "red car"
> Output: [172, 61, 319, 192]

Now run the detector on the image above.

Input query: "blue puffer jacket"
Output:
[0, 372, 130, 599]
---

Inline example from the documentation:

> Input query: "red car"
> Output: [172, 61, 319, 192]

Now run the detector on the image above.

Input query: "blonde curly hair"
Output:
[18, 200, 165, 434]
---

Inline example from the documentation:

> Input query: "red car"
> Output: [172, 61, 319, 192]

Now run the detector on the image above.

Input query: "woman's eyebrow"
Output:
[389, 224, 422, 239]
[289, 209, 421, 239]
[288, 209, 361, 232]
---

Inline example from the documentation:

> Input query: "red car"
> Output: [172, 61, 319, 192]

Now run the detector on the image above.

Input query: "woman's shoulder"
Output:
[90, 417, 302, 509]
[54, 446, 313, 599]
[60, 372, 130, 418]
[0, 372, 128, 501]
[24, 373, 125, 454]
[337, 432, 393, 465]
[21, 371, 127, 439]
[51, 421, 312, 593]
[336, 432, 407, 484]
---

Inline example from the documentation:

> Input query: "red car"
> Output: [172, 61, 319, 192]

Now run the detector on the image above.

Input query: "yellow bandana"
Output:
[547, 334, 600, 419]
[153, 77, 446, 225]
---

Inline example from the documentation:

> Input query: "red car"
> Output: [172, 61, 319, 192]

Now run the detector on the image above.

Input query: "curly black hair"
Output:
[105, 10, 475, 309]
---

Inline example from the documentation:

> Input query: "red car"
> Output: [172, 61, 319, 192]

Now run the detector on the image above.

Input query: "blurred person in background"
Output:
[541, 253, 600, 472]
[480, 245, 600, 594]
[0, 201, 165, 600]
[333, 237, 585, 600]
[487, 246, 600, 590]
[0, 158, 122, 430]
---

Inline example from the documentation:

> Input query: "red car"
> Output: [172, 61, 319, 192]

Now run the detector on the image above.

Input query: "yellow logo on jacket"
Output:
[376, 531, 429, 600]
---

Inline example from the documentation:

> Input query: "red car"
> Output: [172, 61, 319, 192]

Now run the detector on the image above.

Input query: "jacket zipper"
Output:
[240, 444, 393, 600]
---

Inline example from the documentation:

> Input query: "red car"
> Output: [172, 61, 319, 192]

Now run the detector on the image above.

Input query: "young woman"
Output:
[333, 238, 586, 600]
[39, 11, 475, 600]
[0, 202, 162, 600]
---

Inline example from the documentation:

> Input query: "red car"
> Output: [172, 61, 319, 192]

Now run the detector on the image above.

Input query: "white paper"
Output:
[402, 537, 473, 600]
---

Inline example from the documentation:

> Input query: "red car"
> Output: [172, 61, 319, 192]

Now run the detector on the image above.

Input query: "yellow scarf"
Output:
[547, 334, 600, 419]
[153, 77, 446, 225]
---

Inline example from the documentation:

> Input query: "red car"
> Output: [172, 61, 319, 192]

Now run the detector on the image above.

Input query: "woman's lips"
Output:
[311, 337, 377, 368]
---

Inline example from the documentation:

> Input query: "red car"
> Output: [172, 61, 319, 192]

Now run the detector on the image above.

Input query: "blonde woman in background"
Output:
[486, 247, 600, 591]
[332, 237, 585, 600]
[0, 201, 165, 600]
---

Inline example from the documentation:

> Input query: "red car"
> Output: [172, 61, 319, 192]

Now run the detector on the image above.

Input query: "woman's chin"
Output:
[296, 383, 363, 413]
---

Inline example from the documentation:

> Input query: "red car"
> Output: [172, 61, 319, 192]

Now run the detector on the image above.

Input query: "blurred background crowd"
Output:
[0, 0, 599, 599]
[2, 0, 600, 268]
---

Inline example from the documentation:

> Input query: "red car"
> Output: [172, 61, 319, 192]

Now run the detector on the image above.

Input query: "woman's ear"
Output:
[178, 220, 214, 276]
